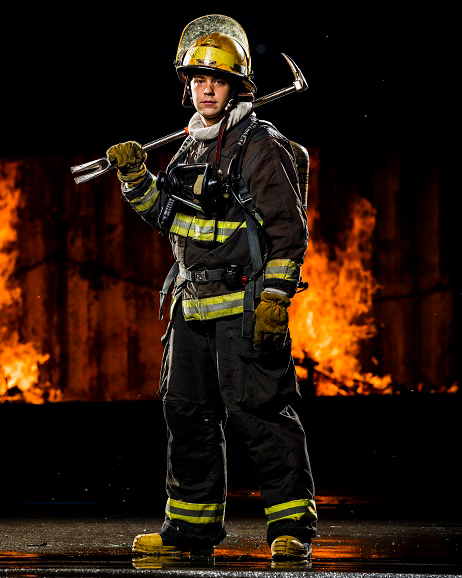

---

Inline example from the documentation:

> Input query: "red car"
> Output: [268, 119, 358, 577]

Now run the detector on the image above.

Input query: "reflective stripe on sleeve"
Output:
[264, 259, 300, 284]
[166, 498, 225, 524]
[265, 498, 317, 526]
[129, 180, 159, 213]
[182, 291, 245, 321]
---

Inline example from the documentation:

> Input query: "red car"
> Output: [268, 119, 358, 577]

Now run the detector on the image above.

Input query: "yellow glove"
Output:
[106, 141, 147, 187]
[253, 291, 291, 350]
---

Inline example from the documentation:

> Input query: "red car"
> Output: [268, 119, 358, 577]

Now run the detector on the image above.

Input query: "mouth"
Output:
[202, 100, 217, 105]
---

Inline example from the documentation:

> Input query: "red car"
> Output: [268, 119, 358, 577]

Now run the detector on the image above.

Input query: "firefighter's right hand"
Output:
[253, 291, 291, 350]
[106, 141, 147, 188]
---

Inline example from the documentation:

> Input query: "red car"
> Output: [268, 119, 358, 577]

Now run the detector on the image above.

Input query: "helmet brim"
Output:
[177, 65, 256, 94]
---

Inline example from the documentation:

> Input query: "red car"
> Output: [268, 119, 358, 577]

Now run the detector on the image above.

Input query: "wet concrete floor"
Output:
[0, 498, 461, 577]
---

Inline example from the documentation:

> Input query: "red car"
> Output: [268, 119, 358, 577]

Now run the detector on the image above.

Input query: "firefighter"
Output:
[107, 14, 317, 560]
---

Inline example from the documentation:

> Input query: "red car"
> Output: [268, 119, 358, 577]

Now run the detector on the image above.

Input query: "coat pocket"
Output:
[233, 334, 298, 411]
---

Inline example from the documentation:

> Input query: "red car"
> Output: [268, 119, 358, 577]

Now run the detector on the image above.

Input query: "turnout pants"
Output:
[158, 306, 317, 549]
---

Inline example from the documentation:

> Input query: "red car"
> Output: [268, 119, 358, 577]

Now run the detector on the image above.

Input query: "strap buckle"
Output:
[192, 270, 207, 283]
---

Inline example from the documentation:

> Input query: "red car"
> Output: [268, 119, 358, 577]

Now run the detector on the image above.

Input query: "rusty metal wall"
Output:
[372, 144, 456, 390]
[3, 139, 457, 399]
[12, 153, 174, 401]
[316, 142, 456, 391]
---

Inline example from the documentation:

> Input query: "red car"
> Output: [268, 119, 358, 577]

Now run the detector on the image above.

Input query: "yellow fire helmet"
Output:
[175, 14, 256, 94]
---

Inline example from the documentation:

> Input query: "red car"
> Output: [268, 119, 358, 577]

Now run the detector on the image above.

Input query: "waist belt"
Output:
[159, 262, 253, 320]
[178, 264, 225, 284]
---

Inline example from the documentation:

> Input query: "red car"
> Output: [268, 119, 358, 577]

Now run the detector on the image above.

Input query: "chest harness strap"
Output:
[158, 118, 268, 329]
[227, 119, 268, 338]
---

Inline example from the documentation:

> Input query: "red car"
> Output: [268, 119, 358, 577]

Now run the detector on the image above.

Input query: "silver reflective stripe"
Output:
[265, 266, 294, 275]
[182, 291, 245, 321]
[166, 498, 225, 524]
[170, 213, 249, 243]
[266, 504, 309, 522]
[264, 498, 317, 526]
[184, 297, 243, 315]
[167, 505, 221, 518]
[130, 180, 159, 213]
[265, 259, 300, 281]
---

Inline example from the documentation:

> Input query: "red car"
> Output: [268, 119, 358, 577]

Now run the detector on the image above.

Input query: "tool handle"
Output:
[142, 127, 189, 152]
[71, 128, 189, 184]
[253, 85, 297, 109]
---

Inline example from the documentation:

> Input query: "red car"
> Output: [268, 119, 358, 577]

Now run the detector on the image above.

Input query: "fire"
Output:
[0, 162, 53, 403]
[290, 196, 393, 395]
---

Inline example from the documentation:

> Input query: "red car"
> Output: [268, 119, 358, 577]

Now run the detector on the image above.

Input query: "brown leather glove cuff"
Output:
[260, 291, 291, 308]
[117, 165, 147, 187]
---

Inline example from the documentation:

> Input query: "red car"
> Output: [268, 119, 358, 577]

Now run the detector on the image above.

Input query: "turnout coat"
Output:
[122, 112, 308, 321]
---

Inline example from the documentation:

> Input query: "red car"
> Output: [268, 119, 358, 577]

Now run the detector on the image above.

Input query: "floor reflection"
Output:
[131, 552, 312, 572]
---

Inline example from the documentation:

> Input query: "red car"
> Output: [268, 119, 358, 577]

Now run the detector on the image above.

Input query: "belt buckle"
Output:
[194, 270, 207, 283]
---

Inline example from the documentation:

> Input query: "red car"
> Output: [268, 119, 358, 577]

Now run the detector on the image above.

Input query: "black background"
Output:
[2, 2, 408, 157]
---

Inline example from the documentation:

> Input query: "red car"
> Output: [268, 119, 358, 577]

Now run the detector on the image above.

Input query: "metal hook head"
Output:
[281, 53, 308, 92]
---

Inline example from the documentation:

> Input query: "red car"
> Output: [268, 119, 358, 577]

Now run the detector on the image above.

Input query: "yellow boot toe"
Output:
[270, 535, 312, 559]
[132, 533, 182, 556]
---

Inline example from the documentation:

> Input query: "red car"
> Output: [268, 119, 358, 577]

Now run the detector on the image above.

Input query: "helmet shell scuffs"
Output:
[175, 14, 256, 94]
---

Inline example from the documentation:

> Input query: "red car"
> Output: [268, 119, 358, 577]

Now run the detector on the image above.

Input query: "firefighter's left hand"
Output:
[253, 291, 290, 350]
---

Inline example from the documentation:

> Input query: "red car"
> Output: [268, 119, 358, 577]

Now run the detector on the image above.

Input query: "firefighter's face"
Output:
[190, 74, 233, 126]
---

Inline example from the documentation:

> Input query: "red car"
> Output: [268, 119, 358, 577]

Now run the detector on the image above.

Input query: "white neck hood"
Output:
[188, 102, 253, 142]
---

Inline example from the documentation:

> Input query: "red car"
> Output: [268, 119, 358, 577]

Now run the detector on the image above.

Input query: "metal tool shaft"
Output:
[253, 85, 297, 109]
[71, 53, 308, 184]
[71, 128, 188, 185]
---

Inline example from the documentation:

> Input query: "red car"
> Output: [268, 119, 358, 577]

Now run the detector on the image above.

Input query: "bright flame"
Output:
[0, 162, 53, 403]
[290, 196, 393, 395]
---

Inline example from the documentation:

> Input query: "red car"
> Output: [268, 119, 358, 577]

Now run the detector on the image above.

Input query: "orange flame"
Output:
[0, 162, 54, 403]
[290, 196, 393, 395]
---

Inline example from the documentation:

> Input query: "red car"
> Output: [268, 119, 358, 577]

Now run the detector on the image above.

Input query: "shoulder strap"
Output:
[167, 136, 195, 168]
[159, 262, 179, 320]
[227, 118, 266, 339]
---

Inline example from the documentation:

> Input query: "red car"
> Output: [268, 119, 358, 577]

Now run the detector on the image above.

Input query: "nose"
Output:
[203, 80, 215, 94]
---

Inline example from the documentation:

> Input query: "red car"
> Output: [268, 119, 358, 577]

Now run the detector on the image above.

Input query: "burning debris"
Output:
[290, 195, 393, 395]
[0, 162, 53, 403]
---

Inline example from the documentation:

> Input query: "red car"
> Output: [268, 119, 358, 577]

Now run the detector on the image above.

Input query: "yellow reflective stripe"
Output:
[130, 181, 159, 213]
[170, 213, 249, 243]
[215, 221, 248, 243]
[190, 46, 235, 69]
[264, 259, 300, 282]
[170, 223, 191, 237]
[183, 291, 245, 321]
[265, 499, 317, 526]
[166, 498, 225, 524]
